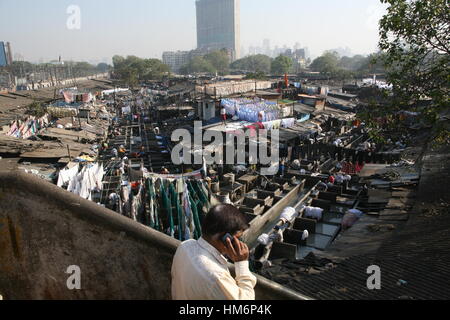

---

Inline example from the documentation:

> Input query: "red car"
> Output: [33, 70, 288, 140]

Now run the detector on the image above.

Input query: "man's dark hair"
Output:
[202, 204, 249, 237]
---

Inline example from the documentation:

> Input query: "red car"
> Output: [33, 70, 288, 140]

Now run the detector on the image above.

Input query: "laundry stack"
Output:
[221, 98, 280, 122]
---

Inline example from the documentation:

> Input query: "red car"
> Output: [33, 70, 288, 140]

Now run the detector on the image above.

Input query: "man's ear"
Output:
[214, 233, 225, 241]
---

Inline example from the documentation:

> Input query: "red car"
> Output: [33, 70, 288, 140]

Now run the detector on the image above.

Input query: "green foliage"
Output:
[25, 101, 47, 118]
[230, 54, 272, 73]
[73, 61, 95, 71]
[358, 52, 387, 74]
[204, 50, 230, 75]
[63, 61, 102, 77]
[309, 51, 387, 79]
[10, 61, 34, 75]
[112, 55, 169, 86]
[432, 125, 450, 148]
[96, 63, 111, 72]
[310, 51, 340, 75]
[179, 50, 230, 75]
[377, 0, 450, 144]
[179, 56, 216, 75]
[339, 55, 366, 71]
[271, 55, 293, 75]
[244, 72, 268, 80]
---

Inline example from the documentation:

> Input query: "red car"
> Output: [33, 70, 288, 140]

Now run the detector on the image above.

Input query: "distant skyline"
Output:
[0, 0, 388, 64]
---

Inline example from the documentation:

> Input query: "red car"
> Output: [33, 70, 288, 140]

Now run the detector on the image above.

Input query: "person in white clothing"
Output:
[171, 204, 257, 300]
[221, 107, 227, 125]
[258, 110, 265, 122]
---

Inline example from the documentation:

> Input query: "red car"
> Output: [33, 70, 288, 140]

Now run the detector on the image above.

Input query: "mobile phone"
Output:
[222, 233, 233, 245]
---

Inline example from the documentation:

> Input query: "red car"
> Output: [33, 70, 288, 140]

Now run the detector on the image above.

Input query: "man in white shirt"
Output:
[171, 204, 257, 300]
[258, 110, 265, 122]
[221, 107, 227, 125]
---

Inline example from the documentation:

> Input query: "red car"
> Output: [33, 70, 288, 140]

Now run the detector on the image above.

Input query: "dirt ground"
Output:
[0, 79, 114, 126]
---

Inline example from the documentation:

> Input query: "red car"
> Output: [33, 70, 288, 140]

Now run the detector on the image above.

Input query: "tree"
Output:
[244, 71, 268, 80]
[73, 62, 96, 71]
[204, 50, 230, 75]
[142, 58, 170, 80]
[10, 61, 34, 76]
[231, 54, 272, 73]
[180, 56, 216, 75]
[339, 55, 366, 71]
[25, 101, 47, 117]
[309, 51, 340, 75]
[336, 69, 355, 84]
[271, 55, 293, 75]
[112, 55, 125, 69]
[96, 63, 111, 72]
[112, 55, 169, 85]
[357, 52, 387, 75]
[378, 0, 450, 144]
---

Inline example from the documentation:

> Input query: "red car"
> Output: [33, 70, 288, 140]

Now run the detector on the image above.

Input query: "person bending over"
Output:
[171, 204, 257, 300]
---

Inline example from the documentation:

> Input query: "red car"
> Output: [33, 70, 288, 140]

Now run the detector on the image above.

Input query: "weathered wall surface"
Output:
[0, 172, 309, 300]
[0, 172, 179, 300]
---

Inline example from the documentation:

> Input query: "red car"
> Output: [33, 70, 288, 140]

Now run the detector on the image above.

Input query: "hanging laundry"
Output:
[57, 163, 80, 188]
[63, 91, 75, 103]
[176, 178, 184, 194]
[161, 181, 175, 238]
[183, 183, 194, 240]
[147, 178, 157, 229]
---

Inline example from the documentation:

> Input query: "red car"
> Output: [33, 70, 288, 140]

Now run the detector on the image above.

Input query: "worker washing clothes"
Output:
[312, 160, 320, 173]
[111, 147, 118, 158]
[138, 145, 146, 158]
[108, 192, 119, 211]
[161, 167, 170, 174]
[118, 145, 126, 157]
[258, 110, 265, 122]
[327, 175, 336, 188]
[335, 174, 344, 185]
[221, 106, 227, 125]
[317, 181, 328, 192]
[278, 159, 286, 177]
[336, 161, 343, 172]
[171, 204, 257, 300]
[101, 142, 109, 153]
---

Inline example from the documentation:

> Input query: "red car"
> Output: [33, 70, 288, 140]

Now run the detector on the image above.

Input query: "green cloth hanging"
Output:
[190, 182, 205, 225]
[153, 179, 161, 231]
[189, 193, 202, 240]
[169, 183, 183, 241]
[161, 182, 174, 238]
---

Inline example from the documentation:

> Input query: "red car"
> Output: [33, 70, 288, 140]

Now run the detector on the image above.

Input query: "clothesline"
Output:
[118, 176, 211, 241]
[5, 114, 51, 140]
[143, 169, 204, 180]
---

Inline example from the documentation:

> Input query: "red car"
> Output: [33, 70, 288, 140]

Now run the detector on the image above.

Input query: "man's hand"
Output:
[225, 236, 249, 263]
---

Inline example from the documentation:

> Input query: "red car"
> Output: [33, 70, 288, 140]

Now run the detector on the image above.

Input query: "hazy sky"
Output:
[0, 0, 387, 63]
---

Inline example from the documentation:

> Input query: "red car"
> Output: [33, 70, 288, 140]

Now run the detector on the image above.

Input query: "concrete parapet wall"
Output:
[0, 172, 310, 300]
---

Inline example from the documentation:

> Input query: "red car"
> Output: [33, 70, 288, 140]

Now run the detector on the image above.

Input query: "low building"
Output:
[162, 51, 190, 73]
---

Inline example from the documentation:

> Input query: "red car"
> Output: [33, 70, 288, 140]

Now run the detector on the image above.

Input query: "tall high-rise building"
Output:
[0, 41, 13, 67]
[196, 0, 240, 61]
[262, 39, 271, 57]
[0, 42, 7, 67]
